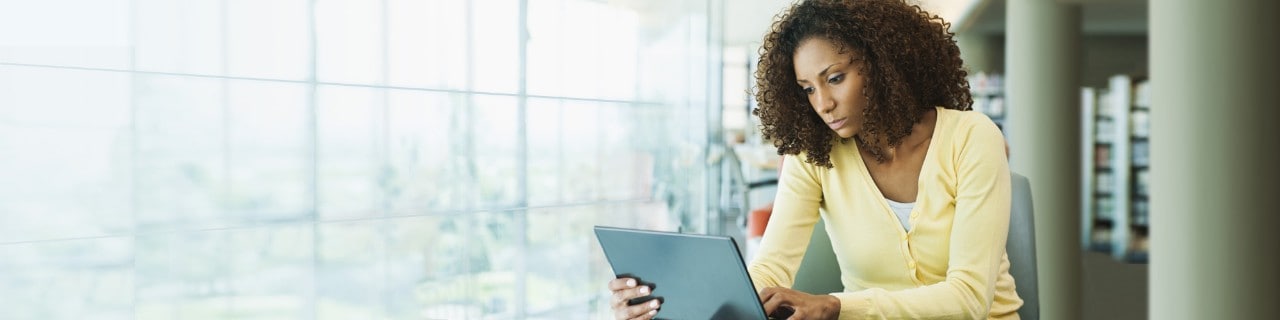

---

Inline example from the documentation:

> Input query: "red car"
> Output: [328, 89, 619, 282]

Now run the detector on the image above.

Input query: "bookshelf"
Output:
[969, 72, 1006, 132]
[1082, 75, 1149, 263]
[1081, 87, 1111, 253]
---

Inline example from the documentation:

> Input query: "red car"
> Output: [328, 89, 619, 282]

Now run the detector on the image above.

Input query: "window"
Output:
[0, 0, 720, 318]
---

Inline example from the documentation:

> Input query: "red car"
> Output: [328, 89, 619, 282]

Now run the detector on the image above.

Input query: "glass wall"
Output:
[0, 0, 721, 319]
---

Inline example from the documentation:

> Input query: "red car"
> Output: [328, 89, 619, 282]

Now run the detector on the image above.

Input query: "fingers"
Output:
[760, 287, 805, 319]
[610, 277, 662, 320]
[609, 277, 638, 291]
[760, 287, 839, 320]
[609, 278, 640, 309]
[761, 295, 783, 315]
[616, 298, 661, 320]
[611, 284, 653, 307]
[788, 309, 806, 320]
[759, 287, 786, 316]
[759, 287, 780, 301]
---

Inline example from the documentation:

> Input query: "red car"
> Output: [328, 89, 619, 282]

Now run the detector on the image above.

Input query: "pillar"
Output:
[956, 31, 994, 73]
[1149, 0, 1280, 318]
[1005, 1, 1082, 319]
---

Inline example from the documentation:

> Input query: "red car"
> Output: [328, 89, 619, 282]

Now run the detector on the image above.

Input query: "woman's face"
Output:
[792, 37, 867, 139]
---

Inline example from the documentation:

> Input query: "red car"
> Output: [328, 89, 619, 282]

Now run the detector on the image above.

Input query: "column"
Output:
[1149, 0, 1280, 319]
[1005, 1, 1082, 319]
[956, 32, 995, 73]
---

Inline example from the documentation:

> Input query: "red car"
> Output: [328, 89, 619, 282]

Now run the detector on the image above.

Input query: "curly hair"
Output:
[752, 0, 972, 168]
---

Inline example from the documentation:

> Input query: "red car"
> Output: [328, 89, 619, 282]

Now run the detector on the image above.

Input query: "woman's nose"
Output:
[815, 90, 835, 113]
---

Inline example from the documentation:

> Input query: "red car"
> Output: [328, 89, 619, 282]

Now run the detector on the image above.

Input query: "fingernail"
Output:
[626, 279, 636, 287]
[639, 286, 649, 294]
[649, 300, 659, 308]
[648, 309, 657, 315]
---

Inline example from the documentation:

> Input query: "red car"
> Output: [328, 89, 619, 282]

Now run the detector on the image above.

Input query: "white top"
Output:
[885, 198, 915, 231]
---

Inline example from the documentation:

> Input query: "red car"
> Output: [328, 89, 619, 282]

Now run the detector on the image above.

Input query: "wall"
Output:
[958, 34, 1148, 88]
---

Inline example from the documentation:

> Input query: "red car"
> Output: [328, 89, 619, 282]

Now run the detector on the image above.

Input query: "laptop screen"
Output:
[594, 226, 770, 320]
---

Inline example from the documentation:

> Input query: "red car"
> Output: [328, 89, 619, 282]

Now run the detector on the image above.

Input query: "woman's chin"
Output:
[833, 129, 857, 139]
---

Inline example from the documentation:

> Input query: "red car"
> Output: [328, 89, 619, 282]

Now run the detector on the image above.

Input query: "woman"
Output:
[610, 0, 1022, 319]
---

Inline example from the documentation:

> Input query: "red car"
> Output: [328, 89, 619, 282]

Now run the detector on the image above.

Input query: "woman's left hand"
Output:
[759, 287, 841, 320]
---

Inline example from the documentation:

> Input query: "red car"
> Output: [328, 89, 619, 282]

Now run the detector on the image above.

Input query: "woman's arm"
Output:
[747, 153, 825, 291]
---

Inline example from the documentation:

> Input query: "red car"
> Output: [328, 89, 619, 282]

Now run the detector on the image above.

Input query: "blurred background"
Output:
[1, 0, 1275, 319]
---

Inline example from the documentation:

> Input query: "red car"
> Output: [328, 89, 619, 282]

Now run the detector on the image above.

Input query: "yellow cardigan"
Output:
[748, 107, 1023, 319]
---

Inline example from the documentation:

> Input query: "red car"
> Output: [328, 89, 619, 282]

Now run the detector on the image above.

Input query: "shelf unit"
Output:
[1081, 87, 1111, 253]
[1082, 75, 1149, 263]
[969, 72, 1006, 132]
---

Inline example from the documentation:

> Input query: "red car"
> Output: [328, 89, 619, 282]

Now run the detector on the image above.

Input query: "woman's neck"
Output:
[859, 108, 937, 162]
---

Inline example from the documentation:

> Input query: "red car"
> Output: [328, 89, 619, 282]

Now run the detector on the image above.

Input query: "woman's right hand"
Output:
[608, 277, 662, 320]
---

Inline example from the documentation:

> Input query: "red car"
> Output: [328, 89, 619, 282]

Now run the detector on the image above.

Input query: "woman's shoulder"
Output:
[782, 146, 851, 175]
[935, 107, 1001, 137]
[936, 107, 991, 124]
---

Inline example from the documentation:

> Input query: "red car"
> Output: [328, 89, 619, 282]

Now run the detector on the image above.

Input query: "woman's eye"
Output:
[803, 87, 815, 95]
[828, 74, 844, 84]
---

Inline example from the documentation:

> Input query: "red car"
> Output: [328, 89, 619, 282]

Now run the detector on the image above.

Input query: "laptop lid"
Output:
[594, 226, 769, 320]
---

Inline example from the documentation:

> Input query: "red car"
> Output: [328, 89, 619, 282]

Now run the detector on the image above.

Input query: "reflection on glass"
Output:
[469, 0, 520, 94]
[0, 66, 132, 242]
[0, 0, 715, 318]
[411, 212, 520, 319]
[524, 203, 674, 317]
[226, 0, 311, 80]
[471, 95, 519, 208]
[317, 85, 382, 220]
[528, 0, 638, 100]
[525, 206, 600, 316]
[134, 75, 226, 229]
[317, 221, 387, 319]
[135, 226, 313, 319]
[387, 90, 466, 214]
[0, 237, 133, 319]
[134, 0, 224, 75]
[526, 99, 656, 206]
[388, 0, 468, 90]
[315, 0, 383, 85]
[226, 81, 311, 220]
[0, 0, 131, 69]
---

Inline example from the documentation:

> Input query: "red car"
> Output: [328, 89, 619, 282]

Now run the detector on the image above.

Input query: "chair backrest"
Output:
[1007, 173, 1039, 320]
[791, 218, 843, 295]
[791, 173, 1039, 320]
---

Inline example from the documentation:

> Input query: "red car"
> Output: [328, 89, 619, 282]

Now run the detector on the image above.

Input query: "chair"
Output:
[1006, 173, 1040, 320]
[791, 173, 1039, 320]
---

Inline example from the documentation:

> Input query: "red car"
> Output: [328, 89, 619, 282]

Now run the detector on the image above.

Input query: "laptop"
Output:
[594, 226, 792, 320]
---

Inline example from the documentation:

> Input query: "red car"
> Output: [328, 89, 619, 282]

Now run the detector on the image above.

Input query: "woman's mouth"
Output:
[828, 117, 848, 130]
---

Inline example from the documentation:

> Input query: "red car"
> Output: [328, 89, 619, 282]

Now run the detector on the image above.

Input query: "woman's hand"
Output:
[608, 277, 662, 320]
[760, 287, 841, 320]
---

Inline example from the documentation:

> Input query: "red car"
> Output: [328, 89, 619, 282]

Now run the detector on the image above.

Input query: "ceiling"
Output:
[724, 0, 987, 46]
[962, 0, 1148, 35]
[724, 0, 1149, 47]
